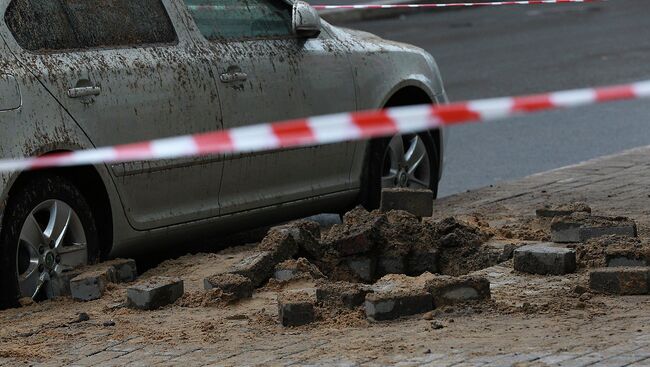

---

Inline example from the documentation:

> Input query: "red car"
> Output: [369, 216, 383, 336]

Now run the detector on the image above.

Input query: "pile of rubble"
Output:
[47, 191, 650, 329]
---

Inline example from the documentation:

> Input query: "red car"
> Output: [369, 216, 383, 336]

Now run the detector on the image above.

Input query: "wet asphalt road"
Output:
[343, 0, 650, 197]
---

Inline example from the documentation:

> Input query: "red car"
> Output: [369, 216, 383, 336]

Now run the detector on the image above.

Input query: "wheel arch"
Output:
[5, 156, 114, 259]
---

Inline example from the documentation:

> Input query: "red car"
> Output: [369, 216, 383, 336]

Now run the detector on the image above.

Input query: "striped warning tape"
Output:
[0, 79, 647, 173]
[312, 0, 600, 10]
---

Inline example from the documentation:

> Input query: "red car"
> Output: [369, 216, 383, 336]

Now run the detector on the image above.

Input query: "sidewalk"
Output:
[3, 146, 650, 366]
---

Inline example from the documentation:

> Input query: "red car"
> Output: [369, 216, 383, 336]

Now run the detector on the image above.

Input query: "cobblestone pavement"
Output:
[4, 146, 650, 366]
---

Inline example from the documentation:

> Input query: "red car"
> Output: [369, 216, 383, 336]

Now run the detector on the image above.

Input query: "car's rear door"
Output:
[181, 0, 357, 215]
[1, 0, 224, 229]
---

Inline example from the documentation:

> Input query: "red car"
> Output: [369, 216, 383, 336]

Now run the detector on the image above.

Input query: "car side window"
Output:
[184, 0, 293, 41]
[5, 0, 177, 52]
[5, 0, 80, 51]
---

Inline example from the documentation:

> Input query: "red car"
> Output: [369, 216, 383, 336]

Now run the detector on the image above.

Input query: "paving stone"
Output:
[589, 267, 650, 295]
[407, 247, 438, 275]
[70, 267, 115, 301]
[551, 215, 637, 243]
[259, 226, 299, 264]
[536, 202, 591, 218]
[47, 269, 82, 298]
[365, 276, 433, 321]
[278, 289, 317, 327]
[605, 245, 650, 267]
[380, 188, 434, 218]
[203, 273, 253, 300]
[323, 214, 384, 256]
[230, 251, 277, 288]
[484, 240, 527, 263]
[345, 256, 376, 282]
[513, 243, 576, 275]
[127, 276, 184, 310]
[274, 258, 324, 282]
[104, 258, 138, 283]
[424, 275, 491, 307]
[315, 280, 371, 309]
[274, 220, 323, 258]
[377, 253, 407, 276]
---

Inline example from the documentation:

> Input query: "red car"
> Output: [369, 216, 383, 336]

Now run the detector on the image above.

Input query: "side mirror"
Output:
[292, 1, 321, 38]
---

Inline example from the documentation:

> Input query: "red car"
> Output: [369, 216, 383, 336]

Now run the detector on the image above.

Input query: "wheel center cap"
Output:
[44, 251, 55, 269]
[397, 170, 408, 187]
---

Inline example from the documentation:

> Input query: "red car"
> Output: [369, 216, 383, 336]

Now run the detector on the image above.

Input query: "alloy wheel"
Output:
[381, 134, 432, 189]
[16, 199, 88, 300]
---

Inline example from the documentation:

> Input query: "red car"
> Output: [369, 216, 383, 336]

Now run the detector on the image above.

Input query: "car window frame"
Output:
[182, 0, 299, 44]
[3, 0, 181, 55]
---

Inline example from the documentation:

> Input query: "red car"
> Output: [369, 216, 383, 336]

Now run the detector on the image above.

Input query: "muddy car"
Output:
[0, 0, 447, 306]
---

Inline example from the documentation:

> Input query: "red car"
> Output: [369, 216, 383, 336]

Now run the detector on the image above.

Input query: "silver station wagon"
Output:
[0, 0, 447, 306]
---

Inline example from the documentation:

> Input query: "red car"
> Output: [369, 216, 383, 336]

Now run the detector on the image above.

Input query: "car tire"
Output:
[362, 131, 440, 210]
[0, 174, 100, 308]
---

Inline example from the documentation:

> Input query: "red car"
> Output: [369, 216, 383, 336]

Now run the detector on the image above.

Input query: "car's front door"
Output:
[1, 0, 224, 229]
[181, 0, 358, 215]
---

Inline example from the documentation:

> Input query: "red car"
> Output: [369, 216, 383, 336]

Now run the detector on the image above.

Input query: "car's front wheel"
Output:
[363, 131, 440, 209]
[0, 174, 99, 308]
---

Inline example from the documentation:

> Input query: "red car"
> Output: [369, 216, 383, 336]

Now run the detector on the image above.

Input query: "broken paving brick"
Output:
[344, 256, 376, 282]
[550, 214, 637, 243]
[589, 267, 650, 295]
[322, 208, 385, 256]
[536, 202, 591, 218]
[423, 274, 491, 307]
[406, 247, 438, 275]
[278, 289, 317, 327]
[365, 274, 434, 321]
[364, 290, 432, 321]
[272, 220, 323, 259]
[484, 240, 525, 263]
[70, 267, 115, 302]
[103, 258, 138, 283]
[315, 280, 371, 309]
[230, 251, 276, 288]
[380, 188, 434, 218]
[513, 243, 576, 275]
[258, 226, 299, 264]
[127, 276, 184, 310]
[274, 258, 324, 282]
[605, 243, 650, 267]
[203, 273, 253, 300]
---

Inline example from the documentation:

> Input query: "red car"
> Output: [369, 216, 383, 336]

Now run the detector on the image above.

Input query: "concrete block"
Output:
[230, 251, 276, 288]
[513, 243, 576, 275]
[380, 188, 433, 218]
[203, 273, 253, 300]
[424, 275, 491, 307]
[365, 290, 433, 321]
[104, 258, 138, 283]
[127, 276, 184, 310]
[551, 216, 637, 243]
[278, 290, 317, 327]
[70, 267, 115, 301]
[589, 267, 650, 295]
[315, 280, 371, 309]
[605, 245, 650, 267]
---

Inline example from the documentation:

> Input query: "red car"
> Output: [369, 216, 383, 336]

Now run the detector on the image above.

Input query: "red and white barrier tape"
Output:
[312, 0, 600, 10]
[0, 80, 648, 173]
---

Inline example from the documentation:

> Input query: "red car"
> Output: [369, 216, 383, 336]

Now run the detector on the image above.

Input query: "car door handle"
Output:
[68, 85, 101, 98]
[219, 71, 248, 83]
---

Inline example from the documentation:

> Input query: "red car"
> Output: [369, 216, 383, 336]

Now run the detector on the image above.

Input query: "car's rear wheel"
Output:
[363, 131, 440, 209]
[0, 174, 99, 308]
